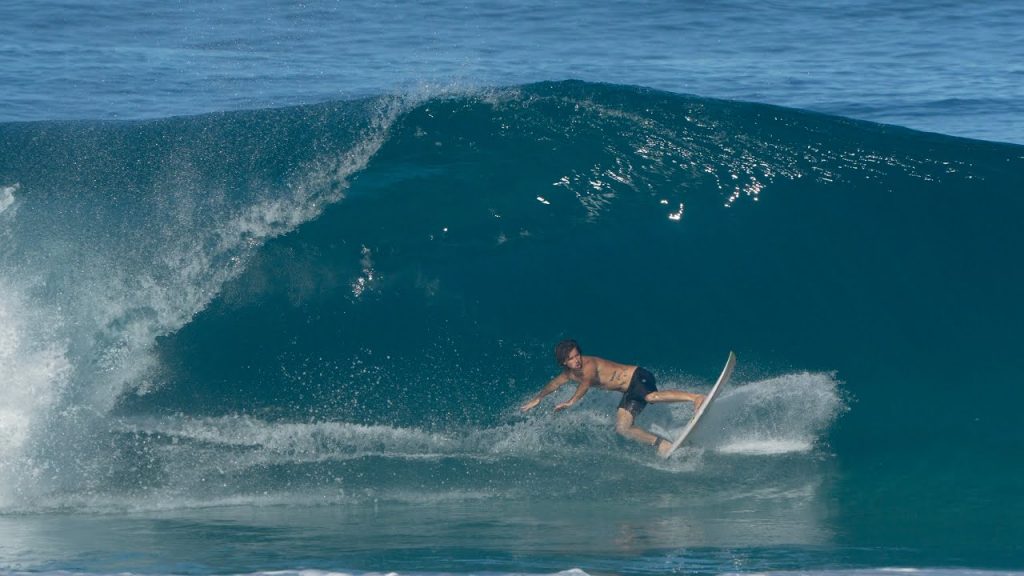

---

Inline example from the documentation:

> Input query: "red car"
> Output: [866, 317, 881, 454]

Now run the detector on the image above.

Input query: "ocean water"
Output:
[2, 2, 1024, 576]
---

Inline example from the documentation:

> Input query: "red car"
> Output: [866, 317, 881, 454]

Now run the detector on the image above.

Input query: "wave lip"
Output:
[0, 96, 407, 510]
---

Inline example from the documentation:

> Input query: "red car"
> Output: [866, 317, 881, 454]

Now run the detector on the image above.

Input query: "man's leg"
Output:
[644, 390, 704, 411]
[615, 408, 661, 446]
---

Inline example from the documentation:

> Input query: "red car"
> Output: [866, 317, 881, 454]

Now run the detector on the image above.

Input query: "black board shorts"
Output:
[618, 367, 657, 416]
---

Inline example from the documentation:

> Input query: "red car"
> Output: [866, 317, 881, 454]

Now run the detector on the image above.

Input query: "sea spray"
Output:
[0, 183, 16, 215]
[0, 281, 72, 507]
[0, 97, 406, 508]
[699, 371, 847, 455]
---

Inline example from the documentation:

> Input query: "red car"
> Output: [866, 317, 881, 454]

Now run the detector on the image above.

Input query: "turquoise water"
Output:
[3, 2, 1024, 576]
[3, 82, 1023, 574]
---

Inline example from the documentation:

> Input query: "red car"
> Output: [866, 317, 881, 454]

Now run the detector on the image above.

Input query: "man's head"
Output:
[554, 339, 581, 368]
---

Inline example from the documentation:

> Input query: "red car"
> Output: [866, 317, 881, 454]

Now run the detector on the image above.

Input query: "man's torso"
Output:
[567, 356, 638, 393]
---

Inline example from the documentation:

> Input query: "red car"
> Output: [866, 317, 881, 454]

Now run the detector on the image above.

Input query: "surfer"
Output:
[520, 339, 705, 456]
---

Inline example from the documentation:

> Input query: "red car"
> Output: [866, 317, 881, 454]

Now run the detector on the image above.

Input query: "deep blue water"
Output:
[2, 2, 1024, 576]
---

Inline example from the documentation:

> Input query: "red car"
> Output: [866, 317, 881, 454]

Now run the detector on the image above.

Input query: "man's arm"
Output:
[554, 380, 591, 412]
[520, 372, 571, 412]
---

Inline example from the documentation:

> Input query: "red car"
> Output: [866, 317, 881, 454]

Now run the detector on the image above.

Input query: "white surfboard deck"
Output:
[660, 351, 736, 459]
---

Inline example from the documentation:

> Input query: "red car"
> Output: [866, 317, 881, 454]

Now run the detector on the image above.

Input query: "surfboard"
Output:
[660, 350, 736, 458]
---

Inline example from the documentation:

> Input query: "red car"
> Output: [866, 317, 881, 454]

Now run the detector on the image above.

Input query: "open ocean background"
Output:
[2, 2, 1023, 576]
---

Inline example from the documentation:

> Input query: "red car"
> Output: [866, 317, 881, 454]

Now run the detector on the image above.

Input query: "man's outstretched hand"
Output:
[520, 398, 540, 412]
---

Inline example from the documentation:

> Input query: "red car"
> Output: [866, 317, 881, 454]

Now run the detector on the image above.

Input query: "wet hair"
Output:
[554, 339, 580, 366]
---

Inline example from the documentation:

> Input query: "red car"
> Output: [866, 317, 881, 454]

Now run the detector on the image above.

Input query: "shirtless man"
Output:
[520, 339, 705, 457]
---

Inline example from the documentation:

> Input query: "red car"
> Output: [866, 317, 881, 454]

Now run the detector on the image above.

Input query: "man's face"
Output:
[562, 348, 583, 370]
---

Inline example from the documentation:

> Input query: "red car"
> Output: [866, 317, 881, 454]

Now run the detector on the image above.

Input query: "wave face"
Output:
[1, 82, 1023, 556]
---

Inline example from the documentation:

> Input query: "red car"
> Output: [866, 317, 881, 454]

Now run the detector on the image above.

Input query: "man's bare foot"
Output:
[655, 436, 673, 457]
[693, 394, 706, 413]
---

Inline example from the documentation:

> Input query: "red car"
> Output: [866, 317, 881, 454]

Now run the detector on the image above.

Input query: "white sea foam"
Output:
[0, 183, 16, 214]
[0, 565, 598, 569]
[116, 415, 462, 462]
[0, 282, 72, 507]
[717, 438, 814, 455]
[100, 370, 838, 475]
[3, 568, 1021, 576]
[111, 407, 619, 470]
